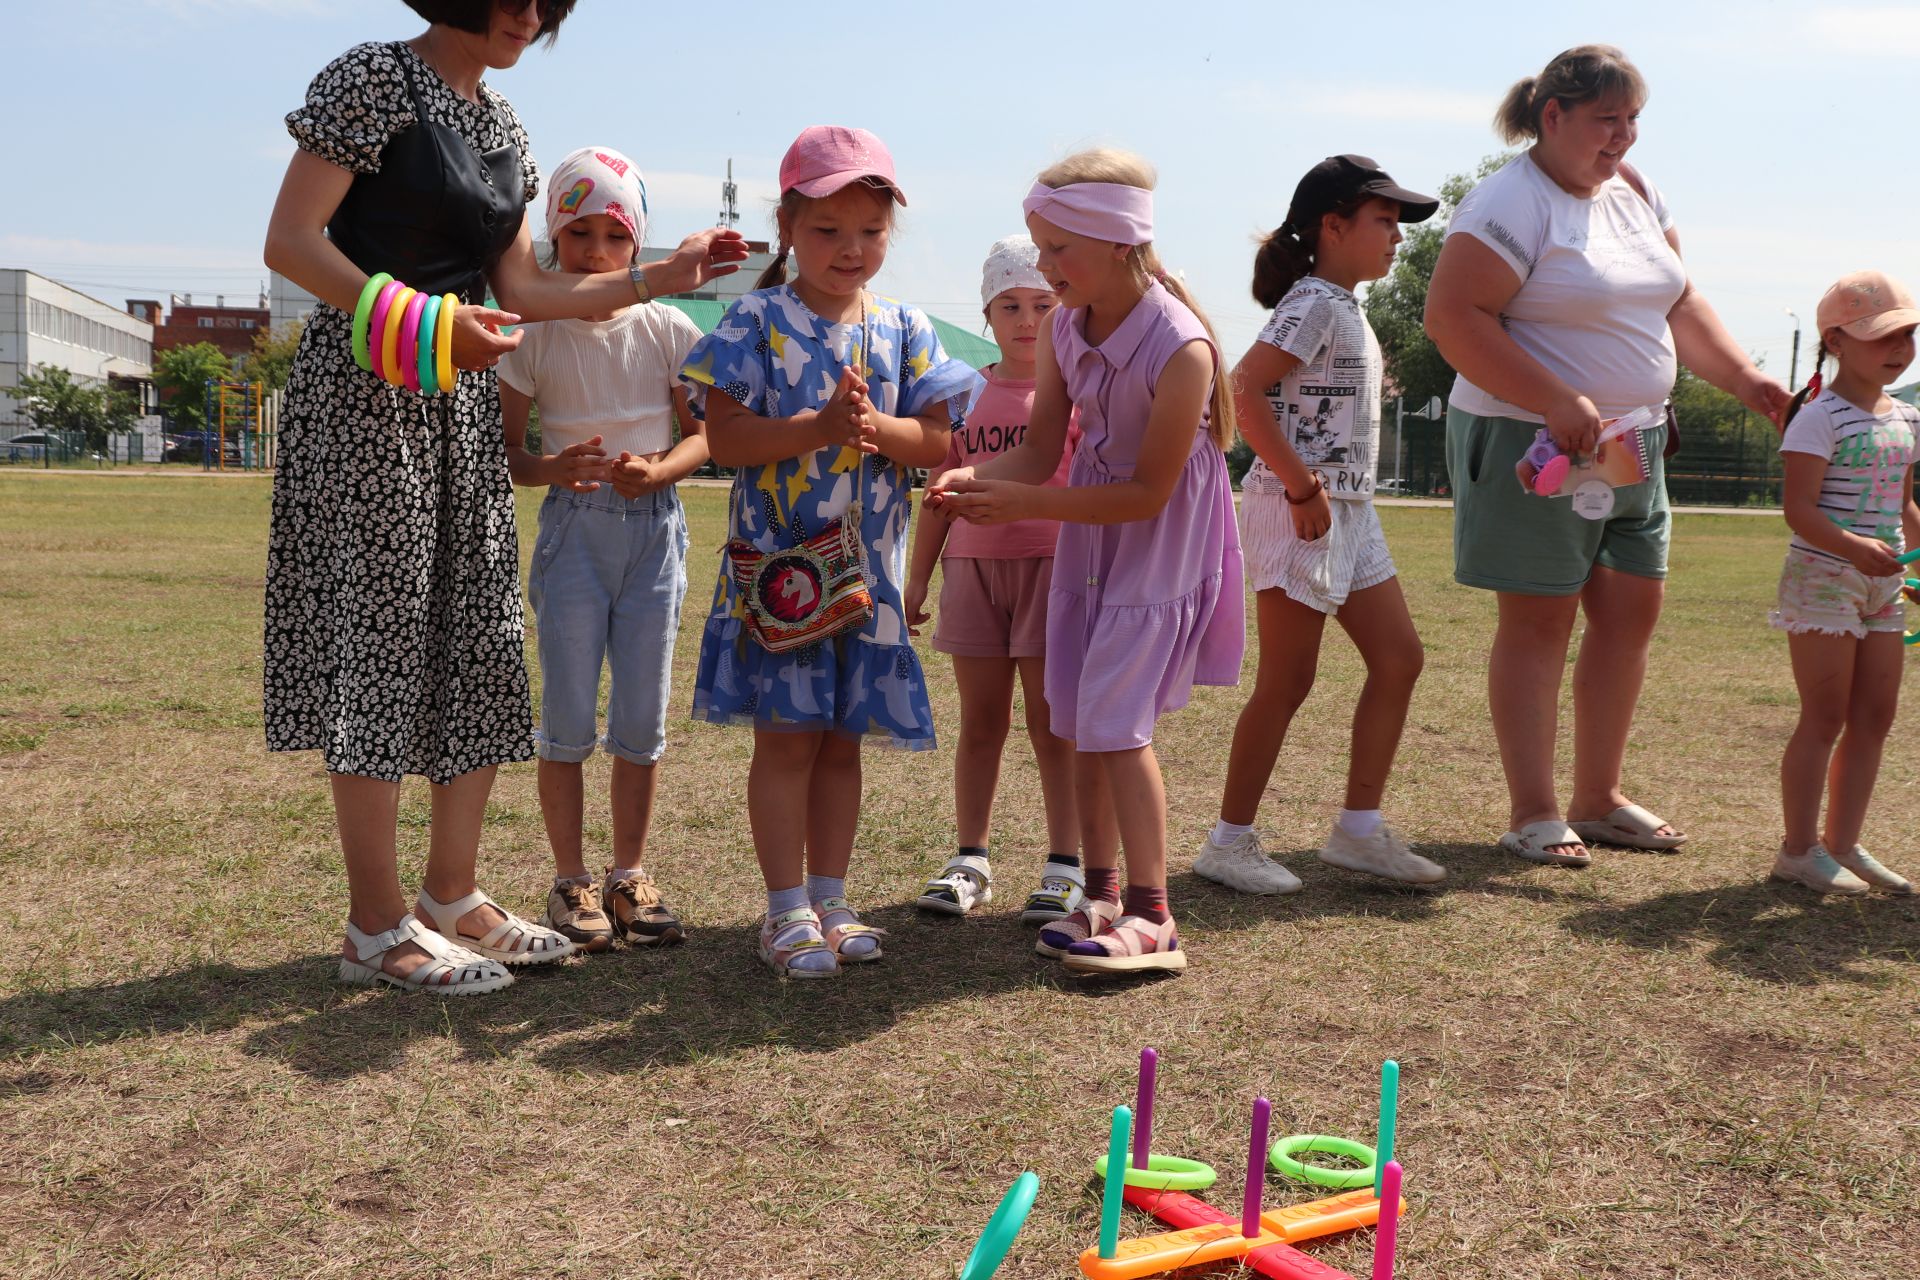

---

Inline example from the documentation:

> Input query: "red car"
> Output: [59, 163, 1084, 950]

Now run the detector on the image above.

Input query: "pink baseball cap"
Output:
[1816, 270, 1920, 341]
[778, 126, 907, 205]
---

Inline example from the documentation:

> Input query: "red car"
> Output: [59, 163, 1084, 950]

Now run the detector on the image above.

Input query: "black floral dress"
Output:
[264, 43, 540, 784]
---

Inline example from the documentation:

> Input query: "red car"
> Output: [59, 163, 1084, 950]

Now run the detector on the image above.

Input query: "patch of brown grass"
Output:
[1, 474, 1917, 1279]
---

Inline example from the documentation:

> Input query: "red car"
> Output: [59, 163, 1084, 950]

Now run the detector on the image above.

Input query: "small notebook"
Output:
[1547, 405, 1657, 497]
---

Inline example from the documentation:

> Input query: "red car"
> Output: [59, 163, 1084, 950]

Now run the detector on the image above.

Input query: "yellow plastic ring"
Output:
[435, 293, 459, 394]
[380, 286, 415, 386]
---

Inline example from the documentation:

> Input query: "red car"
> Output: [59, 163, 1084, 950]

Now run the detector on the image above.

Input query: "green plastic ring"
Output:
[351, 272, 393, 372]
[959, 1171, 1037, 1280]
[416, 294, 442, 395]
[1092, 1151, 1218, 1191]
[1905, 579, 1920, 646]
[1268, 1134, 1377, 1190]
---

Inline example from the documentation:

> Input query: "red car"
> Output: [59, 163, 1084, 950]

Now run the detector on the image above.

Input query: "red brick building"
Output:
[150, 294, 269, 361]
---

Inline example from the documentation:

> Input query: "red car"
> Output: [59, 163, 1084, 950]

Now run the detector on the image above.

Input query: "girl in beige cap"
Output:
[1772, 271, 1920, 896]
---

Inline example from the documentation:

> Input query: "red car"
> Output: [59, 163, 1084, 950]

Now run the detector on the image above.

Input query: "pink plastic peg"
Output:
[1372, 1160, 1402, 1279]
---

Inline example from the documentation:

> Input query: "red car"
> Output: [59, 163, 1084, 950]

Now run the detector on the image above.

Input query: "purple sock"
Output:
[1124, 884, 1170, 925]
[1085, 867, 1122, 905]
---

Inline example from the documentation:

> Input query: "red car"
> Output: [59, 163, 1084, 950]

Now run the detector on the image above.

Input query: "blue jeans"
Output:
[527, 485, 689, 764]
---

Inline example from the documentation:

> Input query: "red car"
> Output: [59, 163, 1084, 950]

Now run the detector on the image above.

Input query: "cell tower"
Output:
[718, 159, 740, 230]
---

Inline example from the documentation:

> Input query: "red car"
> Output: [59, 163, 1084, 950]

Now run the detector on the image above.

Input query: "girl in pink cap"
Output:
[679, 126, 981, 978]
[932, 149, 1246, 976]
[1771, 271, 1920, 897]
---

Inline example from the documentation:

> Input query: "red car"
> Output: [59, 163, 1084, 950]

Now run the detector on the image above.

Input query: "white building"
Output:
[0, 270, 155, 425]
[269, 272, 320, 331]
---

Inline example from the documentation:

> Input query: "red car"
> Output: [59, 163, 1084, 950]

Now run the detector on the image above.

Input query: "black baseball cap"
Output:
[1284, 155, 1439, 232]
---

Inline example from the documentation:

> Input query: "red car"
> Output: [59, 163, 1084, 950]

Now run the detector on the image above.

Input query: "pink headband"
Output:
[1022, 181, 1154, 246]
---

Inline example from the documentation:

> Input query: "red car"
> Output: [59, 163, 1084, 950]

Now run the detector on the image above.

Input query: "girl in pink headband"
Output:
[931, 148, 1246, 976]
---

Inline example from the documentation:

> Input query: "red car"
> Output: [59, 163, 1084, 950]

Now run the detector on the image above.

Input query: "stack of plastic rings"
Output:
[351, 272, 460, 396]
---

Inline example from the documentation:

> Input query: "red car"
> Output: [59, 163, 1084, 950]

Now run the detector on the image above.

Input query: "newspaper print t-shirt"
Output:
[1779, 389, 1920, 558]
[1249, 276, 1381, 499]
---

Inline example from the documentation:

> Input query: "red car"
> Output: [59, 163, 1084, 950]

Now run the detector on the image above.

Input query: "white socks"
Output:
[1339, 809, 1383, 838]
[1211, 819, 1255, 845]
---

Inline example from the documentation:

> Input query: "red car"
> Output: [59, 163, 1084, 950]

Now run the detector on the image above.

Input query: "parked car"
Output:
[4, 431, 56, 458]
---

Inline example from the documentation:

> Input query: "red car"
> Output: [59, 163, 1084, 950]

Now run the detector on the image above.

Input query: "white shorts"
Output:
[1241, 472, 1396, 613]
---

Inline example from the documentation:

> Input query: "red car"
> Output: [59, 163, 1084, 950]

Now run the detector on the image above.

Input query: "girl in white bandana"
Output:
[906, 236, 1084, 929]
[499, 146, 710, 954]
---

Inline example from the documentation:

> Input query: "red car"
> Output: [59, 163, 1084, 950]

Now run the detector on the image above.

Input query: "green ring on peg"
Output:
[1091, 1152, 1218, 1191]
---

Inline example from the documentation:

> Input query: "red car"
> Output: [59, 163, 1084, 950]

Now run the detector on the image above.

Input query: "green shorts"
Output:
[1447, 407, 1670, 596]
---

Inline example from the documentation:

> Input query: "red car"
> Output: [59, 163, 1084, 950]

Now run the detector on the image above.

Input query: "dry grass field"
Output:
[0, 471, 1915, 1279]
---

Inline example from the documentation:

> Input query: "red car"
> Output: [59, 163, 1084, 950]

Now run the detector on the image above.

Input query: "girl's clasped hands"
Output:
[816, 365, 878, 454]
[539, 435, 680, 499]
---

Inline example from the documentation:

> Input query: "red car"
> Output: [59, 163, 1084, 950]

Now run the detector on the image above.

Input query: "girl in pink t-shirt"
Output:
[906, 236, 1082, 928]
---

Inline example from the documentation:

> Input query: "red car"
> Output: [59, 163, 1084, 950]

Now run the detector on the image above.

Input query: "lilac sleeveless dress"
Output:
[1044, 282, 1245, 751]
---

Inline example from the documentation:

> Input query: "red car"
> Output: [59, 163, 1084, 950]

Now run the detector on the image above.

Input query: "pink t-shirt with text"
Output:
[936, 369, 1076, 560]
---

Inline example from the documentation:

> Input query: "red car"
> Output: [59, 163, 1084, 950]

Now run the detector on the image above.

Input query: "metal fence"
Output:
[1371, 404, 1786, 507]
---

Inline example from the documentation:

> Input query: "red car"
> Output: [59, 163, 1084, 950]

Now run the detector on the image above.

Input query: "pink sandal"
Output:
[1035, 897, 1122, 959]
[1061, 914, 1186, 975]
[759, 906, 839, 979]
[814, 896, 886, 964]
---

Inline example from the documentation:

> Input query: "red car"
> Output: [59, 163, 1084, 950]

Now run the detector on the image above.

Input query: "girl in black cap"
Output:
[1195, 156, 1449, 895]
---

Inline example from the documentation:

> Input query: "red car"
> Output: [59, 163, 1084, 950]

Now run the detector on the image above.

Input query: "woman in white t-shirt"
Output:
[1424, 45, 1789, 867]
[500, 147, 708, 953]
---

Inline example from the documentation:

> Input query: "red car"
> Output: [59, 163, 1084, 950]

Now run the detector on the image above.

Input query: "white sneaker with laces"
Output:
[1021, 862, 1086, 923]
[1318, 822, 1447, 885]
[915, 853, 993, 915]
[1193, 828, 1302, 895]
[1831, 845, 1915, 895]
[1770, 844, 1869, 896]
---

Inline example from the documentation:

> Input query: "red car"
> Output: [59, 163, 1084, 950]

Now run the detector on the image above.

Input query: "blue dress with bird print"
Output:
[680, 284, 980, 747]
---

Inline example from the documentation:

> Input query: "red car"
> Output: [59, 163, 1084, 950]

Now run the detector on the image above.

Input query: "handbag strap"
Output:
[1617, 160, 1652, 207]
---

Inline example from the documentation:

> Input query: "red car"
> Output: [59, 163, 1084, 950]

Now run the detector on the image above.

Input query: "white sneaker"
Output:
[915, 853, 992, 915]
[1770, 844, 1869, 896]
[1021, 862, 1086, 923]
[1831, 845, 1915, 895]
[1193, 828, 1302, 895]
[1318, 822, 1447, 885]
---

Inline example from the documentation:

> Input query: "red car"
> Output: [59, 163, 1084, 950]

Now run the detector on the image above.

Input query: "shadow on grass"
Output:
[0, 843, 1600, 1081]
[1559, 878, 1920, 986]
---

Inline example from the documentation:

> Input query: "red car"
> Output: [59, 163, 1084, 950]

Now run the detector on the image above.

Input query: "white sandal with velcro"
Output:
[416, 887, 576, 966]
[339, 912, 514, 994]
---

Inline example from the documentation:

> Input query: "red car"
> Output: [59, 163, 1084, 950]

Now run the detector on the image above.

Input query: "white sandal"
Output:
[339, 912, 514, 994]
[416, 887, 576, 966]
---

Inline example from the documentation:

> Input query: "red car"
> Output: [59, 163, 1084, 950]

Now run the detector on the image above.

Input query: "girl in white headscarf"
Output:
[905, 235, 1084, 931]
[499, 146, 711, 955]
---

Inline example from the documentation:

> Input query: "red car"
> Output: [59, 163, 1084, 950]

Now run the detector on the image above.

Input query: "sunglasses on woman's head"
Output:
[498, 0, 555, 18]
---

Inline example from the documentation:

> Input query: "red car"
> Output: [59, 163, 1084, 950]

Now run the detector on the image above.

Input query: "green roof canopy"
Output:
[659, 298, 1001, 370]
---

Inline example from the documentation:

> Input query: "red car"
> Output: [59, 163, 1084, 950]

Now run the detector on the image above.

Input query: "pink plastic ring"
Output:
[367, 281, 404, 382]
[398, 291, 428, 393]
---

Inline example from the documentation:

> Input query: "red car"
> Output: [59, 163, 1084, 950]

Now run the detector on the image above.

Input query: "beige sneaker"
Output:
[1830, 845, 1915, 895]
[1193, 828, 1302, 895]
[1770, 844, 1869, 896]
[1319, 822, 1447, 885]
[546, 878, 614, 953]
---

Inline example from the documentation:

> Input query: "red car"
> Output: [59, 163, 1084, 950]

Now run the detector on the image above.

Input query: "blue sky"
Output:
[8, 0, 1919, 383]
